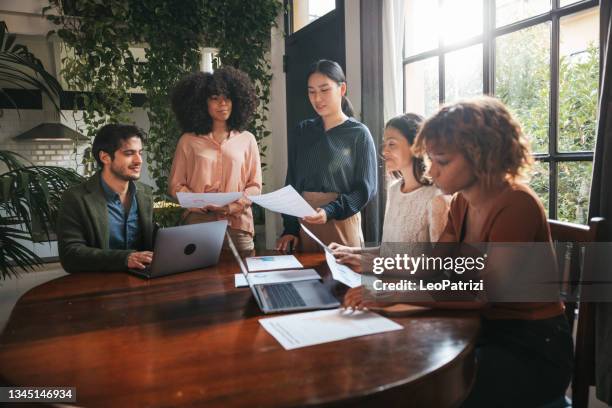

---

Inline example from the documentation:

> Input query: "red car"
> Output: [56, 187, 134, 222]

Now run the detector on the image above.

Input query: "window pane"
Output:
[404, 57, 439, 117]
[405, 0, 440, 57]
[557, 161, 592, 224]
[530, 160, 550, 214]
[495, 0, 551, 28]
[292, 0, 335, 33]
[445, 44, 483, 103]
[441, 0, 483, 45]
[560, 0, 583, 7]
[558, 8, 599, 152]
[495, 23, 550, 154]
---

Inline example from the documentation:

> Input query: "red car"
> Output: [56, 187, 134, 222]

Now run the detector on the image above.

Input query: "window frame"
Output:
[402, 0, 600, 219]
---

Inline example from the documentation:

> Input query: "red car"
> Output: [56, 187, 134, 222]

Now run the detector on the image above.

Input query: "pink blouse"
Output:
[168, 130, 262, 235]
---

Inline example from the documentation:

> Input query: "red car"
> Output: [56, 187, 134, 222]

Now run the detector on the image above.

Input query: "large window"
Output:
[290, 0, 336, 33]
[404, 0, 600, 224]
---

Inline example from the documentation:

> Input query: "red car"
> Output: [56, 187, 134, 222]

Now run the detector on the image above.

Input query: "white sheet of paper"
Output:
[325, 250, 362, 288]
[176, 192, 242, 208]
[235, 274, 248, 287]
[234, 268, 320, 288]
[247, 186, 316, 218]
[259, 309, 403, 350]
[245, 255, 303, 272]
[300, 224, 361, 287]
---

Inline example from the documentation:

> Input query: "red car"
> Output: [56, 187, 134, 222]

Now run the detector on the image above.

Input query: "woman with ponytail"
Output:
[276, 59, 378, 252]
[329, 113, 449, 272]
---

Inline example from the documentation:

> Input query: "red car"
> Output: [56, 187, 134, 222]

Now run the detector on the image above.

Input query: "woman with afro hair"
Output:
[168, 66, 262, 251]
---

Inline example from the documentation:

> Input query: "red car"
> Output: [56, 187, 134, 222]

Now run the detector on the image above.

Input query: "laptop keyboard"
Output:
[266, 283, 307, 309]
[130, 265, 151, 276]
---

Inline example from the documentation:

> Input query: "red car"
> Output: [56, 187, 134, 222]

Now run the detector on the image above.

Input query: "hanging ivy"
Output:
[44, 0, 281, 198]
[44, 0, 137, 170]
[128, 0, 204, 197]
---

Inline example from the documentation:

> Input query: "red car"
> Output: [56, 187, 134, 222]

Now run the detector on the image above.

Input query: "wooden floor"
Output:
[0, 263, 609, 408]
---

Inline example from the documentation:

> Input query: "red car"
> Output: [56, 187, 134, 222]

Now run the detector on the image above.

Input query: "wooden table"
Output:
[0, 252, 480, 407]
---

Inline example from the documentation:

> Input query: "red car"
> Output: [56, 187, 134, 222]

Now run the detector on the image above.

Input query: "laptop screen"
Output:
[227, 232, 266, 309]
[226, 232, 250, 281]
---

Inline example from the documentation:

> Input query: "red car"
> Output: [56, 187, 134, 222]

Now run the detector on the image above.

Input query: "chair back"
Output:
[548, 217, 605, 408]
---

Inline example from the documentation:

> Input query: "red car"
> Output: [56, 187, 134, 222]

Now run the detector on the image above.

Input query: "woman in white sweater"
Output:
[330, 113, 449, 271]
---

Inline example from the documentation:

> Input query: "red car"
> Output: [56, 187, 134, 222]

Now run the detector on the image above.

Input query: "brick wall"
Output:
[0, 110, 88, 173]
[1, 139, 83, 168]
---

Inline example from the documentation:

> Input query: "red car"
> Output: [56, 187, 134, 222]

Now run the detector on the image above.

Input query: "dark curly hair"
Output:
[171, 66, 258, 134]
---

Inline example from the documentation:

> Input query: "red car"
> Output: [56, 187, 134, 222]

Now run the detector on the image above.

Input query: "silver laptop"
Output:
[131, 220, 228, 279]
[227, 233, 340, 313]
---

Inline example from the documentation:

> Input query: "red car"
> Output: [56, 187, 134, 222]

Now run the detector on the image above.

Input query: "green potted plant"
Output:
[0, 151, 83, 279]
[1, 21, 84, 279]
[1, 21, 62, 112]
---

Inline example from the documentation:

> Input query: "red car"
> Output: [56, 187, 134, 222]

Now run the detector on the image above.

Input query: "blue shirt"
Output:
[282, 117, 378, 236]
[100, 178, 140, 250]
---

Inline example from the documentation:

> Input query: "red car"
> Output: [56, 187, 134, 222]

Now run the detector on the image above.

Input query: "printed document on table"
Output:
[300, 224, 362, 288]
[325, 250, 362, 288]
[234, 269, 320, 288]
[245, 255, 303, 272]
[247, 186, 316, 218]
[176, 192, 242, 208]
[259, 309, 403, 350]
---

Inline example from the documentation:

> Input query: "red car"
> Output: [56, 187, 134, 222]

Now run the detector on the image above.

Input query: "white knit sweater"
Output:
[381, 179, 449, 244]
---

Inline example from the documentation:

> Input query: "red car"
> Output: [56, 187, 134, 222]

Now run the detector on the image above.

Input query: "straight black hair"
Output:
[93, 124, 145, 168]
[385, 113, 430, 185]
[307, 59, 354, 117]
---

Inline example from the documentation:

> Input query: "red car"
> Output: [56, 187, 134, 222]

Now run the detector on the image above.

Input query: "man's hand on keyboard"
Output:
[127, 251, 154, 270]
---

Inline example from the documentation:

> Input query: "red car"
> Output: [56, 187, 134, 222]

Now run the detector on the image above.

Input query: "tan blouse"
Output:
[443, 182, 564, 320]
[168, 130, 262, 235]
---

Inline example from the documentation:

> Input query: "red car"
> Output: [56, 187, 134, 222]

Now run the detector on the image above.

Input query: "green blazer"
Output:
[57, 172, 154, 273]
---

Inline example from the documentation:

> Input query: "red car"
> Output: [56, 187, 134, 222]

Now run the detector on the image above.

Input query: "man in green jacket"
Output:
[57, 124, 155, 273]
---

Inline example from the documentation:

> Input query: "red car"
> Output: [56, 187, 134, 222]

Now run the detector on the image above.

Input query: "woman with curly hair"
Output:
[344, 96, 573, 407]
[275, 60, 378, 252]
[168, 66, 262, 251]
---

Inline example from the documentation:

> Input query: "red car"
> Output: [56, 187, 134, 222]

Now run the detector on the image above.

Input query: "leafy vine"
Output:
[45, 0, 281, 200]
